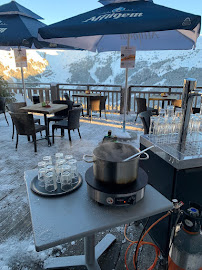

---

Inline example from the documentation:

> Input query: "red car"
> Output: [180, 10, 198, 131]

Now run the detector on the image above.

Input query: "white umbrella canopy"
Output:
[39, 0, 201, 130]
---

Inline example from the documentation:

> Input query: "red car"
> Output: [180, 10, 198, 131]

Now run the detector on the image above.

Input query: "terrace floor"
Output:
[0, 95, 166, 270]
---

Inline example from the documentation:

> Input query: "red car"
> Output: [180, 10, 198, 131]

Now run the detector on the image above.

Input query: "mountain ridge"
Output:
[0, 36, 202, 87]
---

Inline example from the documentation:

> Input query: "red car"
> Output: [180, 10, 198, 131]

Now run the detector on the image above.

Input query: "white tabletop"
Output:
[24, 162, 173, 252]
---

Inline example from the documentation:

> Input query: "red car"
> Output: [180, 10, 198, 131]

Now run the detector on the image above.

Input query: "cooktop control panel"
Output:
[106, 195, 136, 205]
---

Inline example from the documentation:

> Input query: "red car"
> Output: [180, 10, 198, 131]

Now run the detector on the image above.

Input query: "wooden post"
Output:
[50, 83, 59, 102]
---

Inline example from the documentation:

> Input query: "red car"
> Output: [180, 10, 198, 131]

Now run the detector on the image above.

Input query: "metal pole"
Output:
[18, 46, 26, 103]
[84, 235, 95, 265]
[123, 34, 130, 132]
[20, 66, 26, 103]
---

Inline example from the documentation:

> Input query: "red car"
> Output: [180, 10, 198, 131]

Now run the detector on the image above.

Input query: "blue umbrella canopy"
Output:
[0, 14, 72, 49]
[0, 0, 43, 20]
[39, 0, 201, 52]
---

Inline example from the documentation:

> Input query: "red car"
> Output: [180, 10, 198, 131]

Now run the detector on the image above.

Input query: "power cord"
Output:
[134, 218, 150, 269]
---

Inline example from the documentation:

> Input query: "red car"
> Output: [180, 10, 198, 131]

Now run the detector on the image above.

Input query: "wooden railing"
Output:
[7, 82, 52, 103]
[129, 85, 202, 111]
[7, 82, 202, 113]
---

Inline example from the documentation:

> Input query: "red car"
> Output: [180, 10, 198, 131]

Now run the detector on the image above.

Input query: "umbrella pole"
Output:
[123, 34, 130, 132]
[21, 66, 26, 103]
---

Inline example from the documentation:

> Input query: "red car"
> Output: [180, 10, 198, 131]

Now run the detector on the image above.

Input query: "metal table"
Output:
[24, 162, 172, 270]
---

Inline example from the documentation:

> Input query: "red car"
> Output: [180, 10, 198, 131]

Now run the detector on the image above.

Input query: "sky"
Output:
[0, 0, 202, 25]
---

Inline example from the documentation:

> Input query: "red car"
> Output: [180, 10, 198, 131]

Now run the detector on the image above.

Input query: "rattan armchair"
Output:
[0, 97, 9, 125]
[52, 107, 82, 144]
[10, 113, 48, 152]
[89, 96, 107, 122]
[139, 110, 153, 134]
[135, 97, 158, 122]
[7, 102, 40, 140]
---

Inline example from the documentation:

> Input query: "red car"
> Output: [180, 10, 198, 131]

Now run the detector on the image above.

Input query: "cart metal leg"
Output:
[44, 233, 116, 269]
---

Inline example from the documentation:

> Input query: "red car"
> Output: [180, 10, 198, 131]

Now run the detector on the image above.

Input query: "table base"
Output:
[44, 233, 116, 270]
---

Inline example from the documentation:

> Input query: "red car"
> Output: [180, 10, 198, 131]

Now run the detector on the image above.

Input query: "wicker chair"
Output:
[52, 107, 82, 143]
[10, 113, 48, 152]
[139, 110, 153, 134]
[47, 100, 74, 136]
[64, 93, 84, 116]
[6, 102, 40, 140]
[0, 97, 9, 125]
[89, 96, 107, 122]
[135, 97, 158, 122]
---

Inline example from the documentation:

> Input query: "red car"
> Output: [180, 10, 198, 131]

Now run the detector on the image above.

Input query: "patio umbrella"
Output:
[38, 0, 201, 130]
[0, 0, 42, 19]
[0, 1, 73, 102]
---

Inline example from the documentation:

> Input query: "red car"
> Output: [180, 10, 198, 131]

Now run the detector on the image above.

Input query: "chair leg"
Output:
[61, 128, 64, 137]
[27, 135, 30, 141]
[52, 126, 55, 144]
[90, 111, 92, 122]
[78, 129, 81, 139]
[134, 114, 138, 122]
[16, 134, 18, 150]
[12, 122, 15, 140]
[82, 108, 84, 117]
[100, 110, 101, 118]
[105, 110, 107, 120]
[4, 113, 9, 126]
[32, 134, 37, 152]
[68, 129, 71, 141]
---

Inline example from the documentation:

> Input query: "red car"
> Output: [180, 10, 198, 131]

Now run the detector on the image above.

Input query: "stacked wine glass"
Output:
[149, 105, 202, 156]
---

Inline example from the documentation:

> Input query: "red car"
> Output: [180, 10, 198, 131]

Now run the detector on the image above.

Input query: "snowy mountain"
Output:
[0, 36, 202, 87]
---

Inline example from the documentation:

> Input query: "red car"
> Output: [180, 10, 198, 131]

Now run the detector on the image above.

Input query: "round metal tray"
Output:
[31, 174, 82, 197]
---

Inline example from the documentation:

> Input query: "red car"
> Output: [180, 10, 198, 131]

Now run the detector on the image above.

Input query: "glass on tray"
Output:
[55, 153, 64, 160]
[60, 171, 72, 191]
[45, 171, 57, 192]
[43, 156, 52, 165]
[55, 159, 66, 183]
[38, 168, 46, 187]
[65, 155, 73, 162]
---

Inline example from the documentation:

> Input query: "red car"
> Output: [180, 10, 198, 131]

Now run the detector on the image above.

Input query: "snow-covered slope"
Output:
[0, 36, 202, 86]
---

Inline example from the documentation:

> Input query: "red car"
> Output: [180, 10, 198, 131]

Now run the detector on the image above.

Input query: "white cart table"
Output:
[24, 162, 173, 270]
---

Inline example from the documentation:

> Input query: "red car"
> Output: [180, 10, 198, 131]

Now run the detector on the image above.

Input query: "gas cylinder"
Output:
[168, 203, 202, 270]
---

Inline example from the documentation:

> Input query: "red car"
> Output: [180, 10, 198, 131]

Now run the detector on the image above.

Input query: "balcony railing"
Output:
[7, 82, 202, 113]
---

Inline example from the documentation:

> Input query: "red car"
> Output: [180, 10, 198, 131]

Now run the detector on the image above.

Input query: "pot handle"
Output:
[83, 154, 94, 163]
[139, 152, 149, 160]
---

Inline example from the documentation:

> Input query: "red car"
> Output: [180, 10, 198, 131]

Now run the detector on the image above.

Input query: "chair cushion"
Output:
[35, 124, 47, 132]
[52, 120, 69, 129]
[48, 115, 67, 122]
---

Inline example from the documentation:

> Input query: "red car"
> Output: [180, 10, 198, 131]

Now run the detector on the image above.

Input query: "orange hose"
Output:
[124, 211, 171, 270]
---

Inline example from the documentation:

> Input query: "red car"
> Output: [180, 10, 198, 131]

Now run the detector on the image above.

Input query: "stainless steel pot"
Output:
[83, 142, 149, 185]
